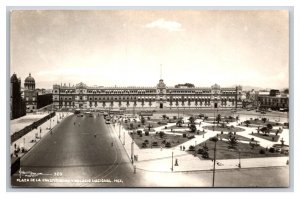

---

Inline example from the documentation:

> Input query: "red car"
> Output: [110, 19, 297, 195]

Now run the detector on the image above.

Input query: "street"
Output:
[11, 113, 141, 187]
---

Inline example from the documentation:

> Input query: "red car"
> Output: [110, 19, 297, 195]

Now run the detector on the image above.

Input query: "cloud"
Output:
[144, 18, 184, 32]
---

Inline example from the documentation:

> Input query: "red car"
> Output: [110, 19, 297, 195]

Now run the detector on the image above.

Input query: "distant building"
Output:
[52, 79, 243, 110]
[24, 73, 38, 112]
[270, 89, 280, 97]
[10, 73, 26, 119]
[257, 89, 289, 110]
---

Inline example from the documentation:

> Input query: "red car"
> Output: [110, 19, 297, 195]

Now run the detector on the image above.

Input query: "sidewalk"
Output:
[10, 112, 72, 157]
[109, 117, 289, 173]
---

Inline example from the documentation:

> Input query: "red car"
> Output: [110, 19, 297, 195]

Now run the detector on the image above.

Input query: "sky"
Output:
[10, 10, 289, 90]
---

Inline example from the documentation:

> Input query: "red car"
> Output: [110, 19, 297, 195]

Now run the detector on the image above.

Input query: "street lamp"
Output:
[123, 130, 125, 145]
[211, 137, 218, 187]
[131, 140, 134, 164]
[238, 149, 241, 168]
[171, 151, 174, 172]
[118, 122, 121, 139]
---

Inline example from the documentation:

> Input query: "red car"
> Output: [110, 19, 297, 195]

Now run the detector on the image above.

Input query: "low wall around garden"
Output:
[11, 112, 56, 143]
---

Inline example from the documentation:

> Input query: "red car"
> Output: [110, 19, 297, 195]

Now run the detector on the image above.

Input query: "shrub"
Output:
[209, 137, 218, 142]
[202, 151, 209, 158]
[197, 148, 204, 154]
[159, 131, 165, 138]
[137, 130, 142, 135]
[144, 140, 149, 143]
[145, 131, 149, 136]
[182, 133, 187, 138]
[259, 149, 265, 154]
[269, 147, 275, 153]
[142, 142, 147, 148]
[189, 145, 195, 151]
[165, 142, 171, 148]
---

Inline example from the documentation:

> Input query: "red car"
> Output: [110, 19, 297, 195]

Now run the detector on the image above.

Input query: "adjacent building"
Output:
[52, 79, 243, 110]
[257, 90, 289, 110]
[24, 73, 38, 112]
[10, 73, 26, 119]
[23, 73, 53, 112]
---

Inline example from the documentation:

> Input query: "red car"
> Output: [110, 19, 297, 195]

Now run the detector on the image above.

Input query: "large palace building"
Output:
[52, 79, 242, 110]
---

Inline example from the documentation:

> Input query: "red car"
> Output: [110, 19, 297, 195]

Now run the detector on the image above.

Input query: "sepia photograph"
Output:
[9, 9, 290, 188]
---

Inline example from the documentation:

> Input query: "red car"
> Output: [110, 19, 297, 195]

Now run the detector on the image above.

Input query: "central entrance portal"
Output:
[160, 103, 163, 109]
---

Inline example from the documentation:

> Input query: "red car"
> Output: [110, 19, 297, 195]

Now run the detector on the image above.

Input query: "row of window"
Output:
[55, 96, 236, 101]
[55, 89, 237, 94]
[58, 101, 235, 107]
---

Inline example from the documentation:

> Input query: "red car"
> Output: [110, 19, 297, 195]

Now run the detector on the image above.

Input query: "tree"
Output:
[159, 131, 165, 138]
[260, 127, 268, 136]
[176, 120, 183, 127]
[216, 114, 221, 125]
[267, 123, 273, 130]
[162, 115, 167, 120]
[227, 136, 238, 149]
[188, 116, 195, 124]
[262, 118, 267, 123]
[141, 116, 145, 125]
[190, 124, 197, 133]
[130, 123, 134, 130]
[245, 120, 251, 127]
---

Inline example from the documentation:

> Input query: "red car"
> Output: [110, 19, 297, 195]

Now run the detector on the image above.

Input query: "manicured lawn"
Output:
[243, 119, 283, 127]
[251, 133, 280, 142]
[218, 134, 256, 142]
[188, 137, 286, 160]
[121, 120, 167, 130]
[168, 125, 190, 130]
[202, 125, 245, 132]
[129, 132, 192, 149]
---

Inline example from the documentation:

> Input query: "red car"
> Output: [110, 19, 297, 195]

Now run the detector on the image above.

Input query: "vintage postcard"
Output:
[9, 10, 289, 187]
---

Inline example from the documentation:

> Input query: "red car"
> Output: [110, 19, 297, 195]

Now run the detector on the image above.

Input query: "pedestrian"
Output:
[180, 145, 182, 151]
[160, 146, 162, 151]
[175, 158, 179, 166]
[111, 142, 114, 147]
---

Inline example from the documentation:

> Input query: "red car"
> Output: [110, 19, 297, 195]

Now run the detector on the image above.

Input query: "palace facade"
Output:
[52, 79, 242, 110]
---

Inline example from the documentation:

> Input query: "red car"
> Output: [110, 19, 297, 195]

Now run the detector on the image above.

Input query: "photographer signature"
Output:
[19, 168, 52, 178]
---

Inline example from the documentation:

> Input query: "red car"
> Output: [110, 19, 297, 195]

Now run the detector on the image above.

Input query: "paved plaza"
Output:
[10, 109, 289, 187]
